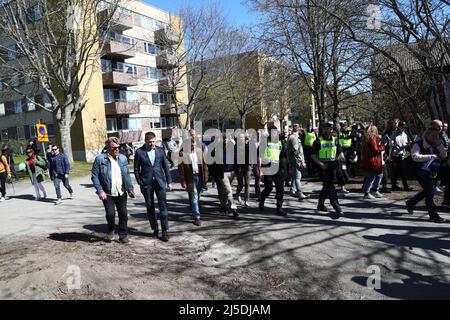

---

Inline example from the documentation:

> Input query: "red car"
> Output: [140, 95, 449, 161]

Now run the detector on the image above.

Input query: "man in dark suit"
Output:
[134, 132, 173, 242]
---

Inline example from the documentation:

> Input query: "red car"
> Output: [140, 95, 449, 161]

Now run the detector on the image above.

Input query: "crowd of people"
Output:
[1, 117, 449, 244]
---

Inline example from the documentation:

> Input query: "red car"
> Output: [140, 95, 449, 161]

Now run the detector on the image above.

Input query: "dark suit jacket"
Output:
[134, 145, 172, 189]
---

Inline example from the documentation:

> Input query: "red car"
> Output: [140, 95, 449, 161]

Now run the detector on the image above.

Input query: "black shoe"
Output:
[259, 202, 264, 211]
[317, 205, 329, 213]
[276, 208, 287, 216]
[153, 228, 159, 238]
[430, 215, 445, 223]
[391, 186, 402, 191]
[119, 237, 129, 244]
[220, 207, 227, 214]
[161, 231, 169, 242]
[231, 209, 239, 218]
[405, 201, 414, 214]
[404, 186, 413, 192]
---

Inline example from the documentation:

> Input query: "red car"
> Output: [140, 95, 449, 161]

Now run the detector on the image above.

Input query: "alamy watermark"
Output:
[62, 265, 81, 290]
[366, 4, 382, 30]
[366, 265, 381, 290]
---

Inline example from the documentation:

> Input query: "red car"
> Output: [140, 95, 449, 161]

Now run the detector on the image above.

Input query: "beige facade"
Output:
[0, 0, 188, 162]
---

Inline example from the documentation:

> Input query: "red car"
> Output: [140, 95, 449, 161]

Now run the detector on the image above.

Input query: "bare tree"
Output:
[160, 1, 233, 130]
[0, 0, 120, 163]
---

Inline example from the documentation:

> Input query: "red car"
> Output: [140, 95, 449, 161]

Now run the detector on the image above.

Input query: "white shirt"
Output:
[190, 150, 199, 174]
[108, 154, 124, 197]
[147, 148, 156, 166]
[390, 130, 409, 158]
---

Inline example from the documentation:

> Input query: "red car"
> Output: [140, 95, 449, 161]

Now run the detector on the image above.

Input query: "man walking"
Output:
[49, 145, 73, 205]
[134, 132, 173, 242]
[389, 121, 412, 191]
[91, 137, 135, 244]
[311, 122, 345, 218]
[288, 124, 309, 201]
[179, 137, 208, 226]
[259, 126, 287, 216]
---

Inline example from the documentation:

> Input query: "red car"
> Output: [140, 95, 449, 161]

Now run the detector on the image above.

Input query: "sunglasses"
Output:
[52, 148, 58, 151]
[111, 147, 119, 151]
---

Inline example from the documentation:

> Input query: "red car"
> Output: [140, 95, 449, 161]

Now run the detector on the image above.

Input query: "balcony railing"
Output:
[102, 70, 138, 87]
[102, 39, 136, 58]
[105, 101, 140, 116]
[154, 28, 180, 45]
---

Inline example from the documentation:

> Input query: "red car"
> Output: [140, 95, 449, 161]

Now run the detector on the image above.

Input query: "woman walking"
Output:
[25, 147, 47, 200]
[362, 125, 386, 199]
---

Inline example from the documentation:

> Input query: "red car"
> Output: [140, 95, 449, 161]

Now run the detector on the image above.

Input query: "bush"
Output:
[2, 139, 28, 155]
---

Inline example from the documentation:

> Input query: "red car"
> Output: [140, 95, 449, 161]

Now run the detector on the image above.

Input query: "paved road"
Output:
[1, 172, 450, 299]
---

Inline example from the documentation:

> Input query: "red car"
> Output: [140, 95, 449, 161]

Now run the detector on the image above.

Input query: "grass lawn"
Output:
[12, 155, 94, 181]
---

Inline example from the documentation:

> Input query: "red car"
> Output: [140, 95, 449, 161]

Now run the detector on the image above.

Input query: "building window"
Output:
[117, 62, 137, 74]
[27, 97, 36, 111]
[0, 103, 5, 116]
[1, 129, 8, 140]
[101, 59, 112, 73]
[106, 118, 117, 132]
[47, 124, 55, 136]
[141, 16, 155, 30]
[150, 117, 161, 129]
[11, 74, 19, 87]
[146, 67, 165, 80]
[122, 118, 140, 130]
[103, 89, 112, 103]
[144, 42, 158, 55]
[14, 100, 22, 113]
[151, 93, 173, 105]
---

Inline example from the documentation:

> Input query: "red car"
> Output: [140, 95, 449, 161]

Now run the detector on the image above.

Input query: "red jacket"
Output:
[363, 137, 385, 174]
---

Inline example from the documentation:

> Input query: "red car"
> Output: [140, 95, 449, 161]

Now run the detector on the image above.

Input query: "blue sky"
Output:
[144, 0, 259, 27]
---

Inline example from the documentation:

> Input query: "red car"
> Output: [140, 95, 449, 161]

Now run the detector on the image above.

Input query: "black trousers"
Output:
[0, 172, 7, 197]
[318, 164, 341, 211]
[407, 174, 439, 219]
[391, 156, 409, 188]
[260, 169, 284, 209]
[103, 193, 128, 238]
[141, 180, 169, 231]
[304, 146, 316, 176]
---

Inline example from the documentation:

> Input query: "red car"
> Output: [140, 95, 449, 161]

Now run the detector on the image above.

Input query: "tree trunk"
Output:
[59, 121, 74, 165]
[241, 113, 246, 130]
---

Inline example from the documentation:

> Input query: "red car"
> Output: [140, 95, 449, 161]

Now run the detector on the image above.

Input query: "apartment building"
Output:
[0, 0, 188, 161]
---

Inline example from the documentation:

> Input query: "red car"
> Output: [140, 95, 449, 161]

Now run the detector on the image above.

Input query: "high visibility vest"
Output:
[264, 141, 282, 162]
[304, 132, 317, 147]
[318, 137, 337, 162]
[339, 132, 352, 148]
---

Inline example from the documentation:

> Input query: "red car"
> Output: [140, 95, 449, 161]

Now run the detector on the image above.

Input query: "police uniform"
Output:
[303, 130, 318, 175]
[259, 136, 286, 215]
[312, 132, 343, 214]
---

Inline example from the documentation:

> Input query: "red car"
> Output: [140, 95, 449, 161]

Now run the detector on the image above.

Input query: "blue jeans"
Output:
[290, 161, 302, 193]
[53, 174, 73, 199]
[190, 174, 202, 218]
[362, 173, 383, 194]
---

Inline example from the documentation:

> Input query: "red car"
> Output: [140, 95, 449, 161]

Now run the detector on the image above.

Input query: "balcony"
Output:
[154, 28, 179, 45]
[102, 70, 138, 87]
[156, 51, 177, 69]
[105, 101, 140, 116]
[108, 130, 142, 144]
[160, 103, 177, 115]
[98, 9, 134, 31]
[102, 39, 136, 59]
[158, 78, 186, 92]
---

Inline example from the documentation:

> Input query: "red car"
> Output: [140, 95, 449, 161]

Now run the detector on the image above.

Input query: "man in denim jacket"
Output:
[91, 137, 135, 244]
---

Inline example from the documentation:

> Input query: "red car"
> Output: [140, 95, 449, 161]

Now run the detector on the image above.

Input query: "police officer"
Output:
[311, 122, 345, 217]
[259, 126, 287, 216]
[302, 125, 318, 176]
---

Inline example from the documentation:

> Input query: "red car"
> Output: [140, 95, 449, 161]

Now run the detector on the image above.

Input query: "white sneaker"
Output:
[364, 193, 376, 200]
[55, 199, 63, 205]
[0, 197, 5, 202]
[373, 191, 384, 198]
[244, 201, 250, 207]
[435, 187, 444, 193]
